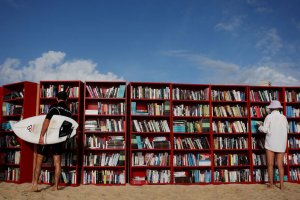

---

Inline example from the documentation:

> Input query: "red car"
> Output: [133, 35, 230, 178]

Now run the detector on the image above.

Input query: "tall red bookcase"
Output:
[0, 81, 38, 183]
[82, 81, 127, 185]
[284, 87, 300, 183]
[211, 85, 251, 184]
[38, 80, 84, 186]
[128, 82, 172, 184]
[172, 83, 212, 184]
[249, 86, 287, 183]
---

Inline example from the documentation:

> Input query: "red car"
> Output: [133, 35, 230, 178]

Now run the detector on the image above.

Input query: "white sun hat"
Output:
[267, 100, 283, 109]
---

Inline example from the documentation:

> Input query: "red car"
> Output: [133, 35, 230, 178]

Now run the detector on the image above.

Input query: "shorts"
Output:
[37, 143, 63, 156]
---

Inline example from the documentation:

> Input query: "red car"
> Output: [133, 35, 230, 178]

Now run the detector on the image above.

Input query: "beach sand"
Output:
[0, 182, 299, 200]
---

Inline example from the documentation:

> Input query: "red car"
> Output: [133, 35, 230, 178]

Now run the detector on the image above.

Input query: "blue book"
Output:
[117, 85, 126, 98]
[131, 102, 136, 114]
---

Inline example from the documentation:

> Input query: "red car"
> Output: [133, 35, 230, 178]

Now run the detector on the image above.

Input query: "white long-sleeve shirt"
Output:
[258, 110, 288, 153]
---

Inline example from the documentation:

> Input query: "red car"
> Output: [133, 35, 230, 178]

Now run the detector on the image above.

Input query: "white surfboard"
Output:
[10, 115, 78, 144]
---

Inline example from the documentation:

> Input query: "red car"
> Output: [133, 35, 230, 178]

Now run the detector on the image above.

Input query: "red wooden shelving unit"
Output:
[82, 81, 127, 185]
[284, 86, 300, 183]
[38, 80, 84, 186]
[0, 81, 38, 183]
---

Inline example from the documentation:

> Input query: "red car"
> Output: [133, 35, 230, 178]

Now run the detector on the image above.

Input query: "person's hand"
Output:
[256, 121, 263, 126]
[39, 135, 44, 144]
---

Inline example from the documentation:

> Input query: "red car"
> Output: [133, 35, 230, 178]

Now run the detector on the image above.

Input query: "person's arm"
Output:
[258, 116, 271, 134]
[39, 118, 50, 144]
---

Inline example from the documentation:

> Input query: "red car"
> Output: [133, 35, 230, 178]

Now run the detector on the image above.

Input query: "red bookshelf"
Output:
[38, 80, 84, 186]
[0, 81, 38, 183]
[249, 86, 288, 183]
[211, 85, 251, 184]
[172, 83, 212, 184]
[284, 87, 300, 183]
[128, 82, 172, 185]
[82, 81, 126, 185]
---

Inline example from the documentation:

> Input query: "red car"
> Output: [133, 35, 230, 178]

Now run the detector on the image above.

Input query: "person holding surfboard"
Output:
[31, 91, 72, 192]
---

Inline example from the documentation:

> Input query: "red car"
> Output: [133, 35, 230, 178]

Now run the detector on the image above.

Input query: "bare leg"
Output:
[51, 155, 61, 191]
[266, 149, 274, 188]
[276, 153, 285, 190]
[31, 153, 44, 192]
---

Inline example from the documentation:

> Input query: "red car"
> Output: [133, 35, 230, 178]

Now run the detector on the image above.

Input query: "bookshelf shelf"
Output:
[0, 81, 38, 183]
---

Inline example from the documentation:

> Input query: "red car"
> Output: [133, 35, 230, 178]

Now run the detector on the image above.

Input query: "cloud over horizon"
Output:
[161, 50, 300, 86]
[0, 51, 124, 85]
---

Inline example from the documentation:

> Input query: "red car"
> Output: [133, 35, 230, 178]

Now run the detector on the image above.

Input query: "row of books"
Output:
[250, 106, 268, 118]
[40, 102, 79, 114]
[146, 169, 170, 184]
[213, 137, 248, 150]
[288, 153, 300, 165]
[286, 106, 300, 117]
[3, 91, 23, 100]
[249, 90, 279, 102]
[211, 90, 246, 101]
[83, 153, 125, 167]
[213, 105, 247, 117]
[86, 85, 126, 98]
[39, 170, 77, 184]
[0, 135, 19, 148]
[290, 168, 300, 181]
[174, 170, 211, 183]
[132, 119, 170, 132]
[131, 101, 170, 115]
[214, 154, 249, 166]
[2, 102, 22, 115]
[288, 137, 300, 149]
[251, 137, 265, 149]
[61, 153, 77, 167]
[41, 85, 79, 98]
[285, 90, 300, 102]
[173, 153, 211, 167]
[173, 119, 210, 133]
[84, 119, 125, 132]
[173, 104, 210, 117]
[131, 86, 170, 99]
[214, 169, 251, 183]
[0, 167, 20, 181]
[212, 120, 247, 133]
[1, 122, 12, 131]
[85, 135, 125, 149]
[288, 121, 300, 133]
[172, 88, 209, 101]
[174, 136, 210, 150]
[1, 151, 20, 164]
[253, 169, 289, 182]
[131, 135, 170, 149]
[252, 153, 266, 166]
[83, 170, 125, 184]
[85, 102, 125, 115]
[131, 152, 169, 166]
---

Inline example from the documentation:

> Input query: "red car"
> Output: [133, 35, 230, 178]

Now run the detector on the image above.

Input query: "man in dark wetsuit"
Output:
[31, 91, 72, 191]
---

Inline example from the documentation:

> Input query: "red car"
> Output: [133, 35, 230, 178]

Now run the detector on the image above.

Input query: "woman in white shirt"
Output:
[258, 100, 288, 190]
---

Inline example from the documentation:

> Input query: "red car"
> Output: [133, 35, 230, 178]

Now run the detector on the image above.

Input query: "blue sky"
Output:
[1, 0, 300, 86]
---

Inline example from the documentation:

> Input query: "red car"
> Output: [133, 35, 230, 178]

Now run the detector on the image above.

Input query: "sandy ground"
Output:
[0, 182, 300, 200]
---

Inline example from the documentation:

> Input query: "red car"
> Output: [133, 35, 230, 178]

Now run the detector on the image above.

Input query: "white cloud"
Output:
[237, 66, 300, 86]
[0, 51, 123, 85]
[215, 16, 244, 32]
[256, 28, 283, 56]
[161, 50, 300, 86]
[161, 50, 239, 72]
